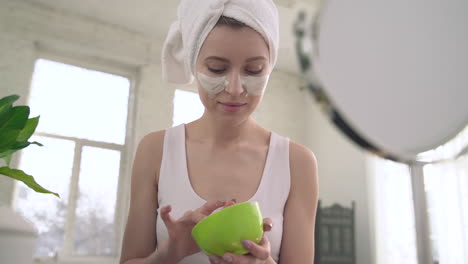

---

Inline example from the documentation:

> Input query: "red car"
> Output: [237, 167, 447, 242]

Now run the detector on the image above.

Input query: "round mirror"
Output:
[296, 0, 468, 163]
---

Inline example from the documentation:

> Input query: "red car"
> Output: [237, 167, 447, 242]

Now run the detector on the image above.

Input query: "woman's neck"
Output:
[188, 115, 259, 147]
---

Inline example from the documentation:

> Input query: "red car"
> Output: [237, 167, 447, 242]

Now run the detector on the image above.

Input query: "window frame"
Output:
[11, 50, 139, 264]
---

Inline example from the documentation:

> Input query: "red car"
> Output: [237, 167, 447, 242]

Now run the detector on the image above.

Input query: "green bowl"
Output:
[191, 201, 263, 256]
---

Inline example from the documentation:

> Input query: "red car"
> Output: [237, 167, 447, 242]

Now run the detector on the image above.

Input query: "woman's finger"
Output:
[222, 253, 257, 264]
[178, 210, 206, 225]
[160, 205, 175, 228]
[198, 200, 226, 215]
[223, 199, 237, 208]
[190, 211, 207, 224]
[263, 218, 273, 232]
[208, 255, 223, 264]
[241, 236, 270, 260]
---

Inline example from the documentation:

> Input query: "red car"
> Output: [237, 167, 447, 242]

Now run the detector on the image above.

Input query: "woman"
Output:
[120, 0, 318, 263]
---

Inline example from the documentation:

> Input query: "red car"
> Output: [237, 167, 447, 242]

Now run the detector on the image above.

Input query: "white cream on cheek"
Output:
[197, 72, 269, 97]
[241, 75, 269, 96]
[197, 73, 228, 98]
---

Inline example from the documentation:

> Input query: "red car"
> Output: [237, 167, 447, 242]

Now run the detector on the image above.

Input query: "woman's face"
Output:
[195, 25, 270, 123]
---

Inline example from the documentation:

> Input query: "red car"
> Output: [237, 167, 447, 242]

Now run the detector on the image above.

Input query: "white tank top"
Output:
[156, 124, 290, 263]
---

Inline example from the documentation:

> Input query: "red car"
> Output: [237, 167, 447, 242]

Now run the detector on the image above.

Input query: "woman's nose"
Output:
[224, 73, 246, 96]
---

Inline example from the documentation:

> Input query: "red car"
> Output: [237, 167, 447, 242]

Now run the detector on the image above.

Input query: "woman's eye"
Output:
[208, 68, 226, 74]
[246, 69, 263, 75]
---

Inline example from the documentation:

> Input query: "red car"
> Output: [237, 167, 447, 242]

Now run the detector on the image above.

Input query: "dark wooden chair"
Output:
[314, 201, 356, 264]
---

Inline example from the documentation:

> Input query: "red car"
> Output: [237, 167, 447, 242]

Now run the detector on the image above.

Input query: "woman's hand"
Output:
[160, 200, 235, 262]
[208, 218, 274, 264]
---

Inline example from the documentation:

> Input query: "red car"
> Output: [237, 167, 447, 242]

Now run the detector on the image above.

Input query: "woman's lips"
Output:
[219, 102, 247, 112]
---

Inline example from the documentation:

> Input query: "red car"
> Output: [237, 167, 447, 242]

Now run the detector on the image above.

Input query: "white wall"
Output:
[0, 2, 373, 264]
[304, 92, 373, 264]
[255, 71, 308, 143]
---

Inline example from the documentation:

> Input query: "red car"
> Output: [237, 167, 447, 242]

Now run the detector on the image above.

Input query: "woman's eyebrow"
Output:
[246, 56, 267, 62]
[205, 56, 230, 63]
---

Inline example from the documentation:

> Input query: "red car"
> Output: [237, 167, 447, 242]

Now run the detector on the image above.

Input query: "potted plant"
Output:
[0, 94, 59, 264]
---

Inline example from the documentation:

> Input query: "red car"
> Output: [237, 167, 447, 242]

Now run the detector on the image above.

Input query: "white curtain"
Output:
[369, 122, 468, 264]
[367, 155, 418, 264]
[424, 155, 468, 264]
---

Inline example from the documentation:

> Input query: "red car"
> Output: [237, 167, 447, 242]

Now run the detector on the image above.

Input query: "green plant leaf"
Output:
[0, 106, 30, 136]
[30, 141, 43, 147]
[0, 167, 59, 197]
[0, 150, 15, 167]
[17, 116, 40, 142]
[0, 95, 21, 130]
[11, 141, 30, 150]
[1, 140, 43, 153]
[0, 129, 21, 152]
[0, 96, 53, 197]
[0, 106, 30, 153]
[0, 95, 19, 116]
[3, 153, 13, 167]
[0, 95, 19, 107]
[0, 105, 13, 129]
[0, 149, 15, 159]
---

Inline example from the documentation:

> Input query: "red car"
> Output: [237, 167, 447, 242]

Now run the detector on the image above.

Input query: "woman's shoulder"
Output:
[138, 129, 167, 153]
[288, 140, 318, 186]
[288, 141, 316, 163]
[134, 130, 168, 182]
[268, 129, 317, 165]
[267, 129, 317, 179]
[268, 129, 316, 163]
[136, 130, 166, 165]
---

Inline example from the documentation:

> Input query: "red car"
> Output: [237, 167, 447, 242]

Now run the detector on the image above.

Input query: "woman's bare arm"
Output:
[120, 131, 175, 264]
[278, 142, 319, 263]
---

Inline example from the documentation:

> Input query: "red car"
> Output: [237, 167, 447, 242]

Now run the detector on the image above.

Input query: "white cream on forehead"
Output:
[197, 72, 269, 97]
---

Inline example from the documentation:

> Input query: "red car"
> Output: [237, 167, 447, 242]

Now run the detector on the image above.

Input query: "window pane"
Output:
[29, 59, 130, 144]
[424, 155, 468, 264]
[73, 146, 120, 256]
[14, 136, 75, 257]
[173, 89, 204, 127]
[369, 156, 417, 264]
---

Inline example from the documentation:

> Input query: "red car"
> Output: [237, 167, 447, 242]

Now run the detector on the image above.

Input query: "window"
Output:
[368, 156, 418, 264]
[421, 126, 468, 264]
[370, 125, 468, 264]
[172, 89, 204, 127]
[423, 158, 468, 263]
[14, 58, 132, 261]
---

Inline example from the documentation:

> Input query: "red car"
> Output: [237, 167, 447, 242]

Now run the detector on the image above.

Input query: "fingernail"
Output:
[242, 240, 252, 249]
[223, 255, 233, 263]
[209, 256, 220, 264]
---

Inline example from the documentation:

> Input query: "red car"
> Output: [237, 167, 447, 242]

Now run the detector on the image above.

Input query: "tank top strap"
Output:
[252, 132, 291, 212]
[158, 124, 199, 210]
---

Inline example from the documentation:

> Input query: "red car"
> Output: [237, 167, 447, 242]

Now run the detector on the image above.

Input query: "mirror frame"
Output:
[293, 2, 468, 165]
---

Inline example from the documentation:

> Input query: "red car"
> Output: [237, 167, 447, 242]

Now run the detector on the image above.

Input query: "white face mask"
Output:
[197, 72, 269, 98]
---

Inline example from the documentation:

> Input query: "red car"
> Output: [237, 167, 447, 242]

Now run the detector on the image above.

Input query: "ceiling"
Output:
[23, 0, 319, 74]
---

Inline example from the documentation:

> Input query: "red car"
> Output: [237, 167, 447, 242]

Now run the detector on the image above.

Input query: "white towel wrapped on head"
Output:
[162, 0, 279, 84]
